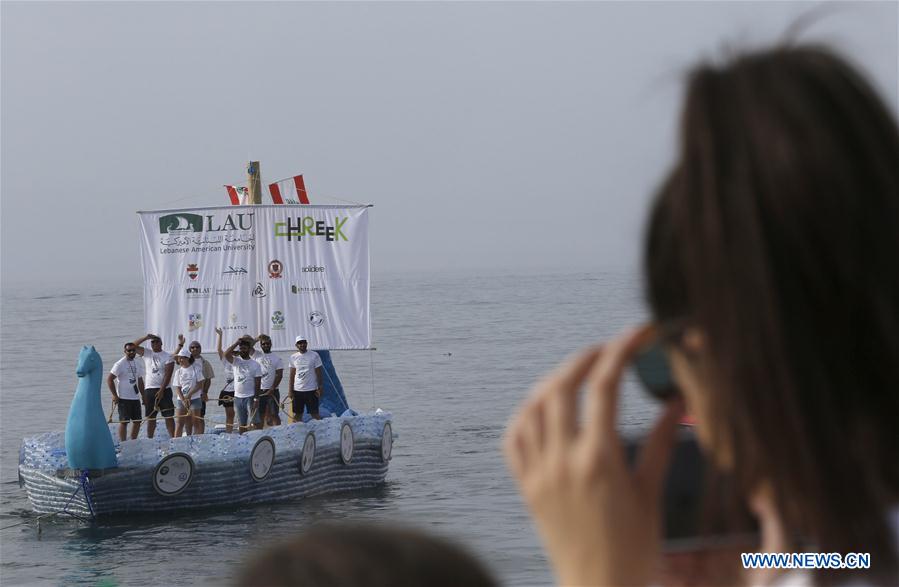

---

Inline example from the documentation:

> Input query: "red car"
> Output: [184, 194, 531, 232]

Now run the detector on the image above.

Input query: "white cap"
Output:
[295, 336, 308, 343]
[177, 347, 191, 358]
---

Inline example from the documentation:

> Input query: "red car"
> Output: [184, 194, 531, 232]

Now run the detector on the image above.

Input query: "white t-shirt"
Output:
[255, 352, 284, 390]
[219, 358, 235, 392]
[174, 362, 205, 399]
[230, 356, 262, 398]
[290, 350, 323, 392]
[143, 349, 175, 389]
[109, 357, 145, 401]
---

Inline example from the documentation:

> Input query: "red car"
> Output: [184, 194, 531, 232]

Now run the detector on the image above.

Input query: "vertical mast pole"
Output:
[247, 161, 262, 205]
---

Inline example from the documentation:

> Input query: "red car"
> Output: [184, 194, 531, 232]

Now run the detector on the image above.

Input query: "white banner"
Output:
[138, 205, 370, 351]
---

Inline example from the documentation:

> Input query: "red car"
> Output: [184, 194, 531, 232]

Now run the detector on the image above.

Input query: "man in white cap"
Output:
[289, 335, 324, 421]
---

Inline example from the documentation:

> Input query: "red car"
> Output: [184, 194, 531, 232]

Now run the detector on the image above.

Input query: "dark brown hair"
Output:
[645, 45, 899, 583]
[235, 522, 497, 587]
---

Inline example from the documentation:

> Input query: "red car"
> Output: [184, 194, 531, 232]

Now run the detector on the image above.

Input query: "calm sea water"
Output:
[0, 269, 659, 586]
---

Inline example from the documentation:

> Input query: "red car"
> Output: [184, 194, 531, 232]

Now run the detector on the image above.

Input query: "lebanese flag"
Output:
[225, 185, 250, 205]
[268, 175, 309, 205]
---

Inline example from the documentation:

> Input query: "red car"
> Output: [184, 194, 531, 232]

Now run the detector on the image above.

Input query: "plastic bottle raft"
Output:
[17, 346, 395, 519]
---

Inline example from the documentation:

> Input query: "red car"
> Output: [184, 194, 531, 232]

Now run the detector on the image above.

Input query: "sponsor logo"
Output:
[291, 284, 327, 294]
[158, 212, 256, 255]
[271, 310, 285, 331]
[188, 313, 203, 332]
[214, 287, 232, 296]
[302, 265, 325, 273]
[158, 212, 255, 234]
[268, 259, 283, 279]
[187, 263, 199, 280]
[223, 266, 248, 277]
[274, 216, 348, 242]
[308, 311, 325, 327]
[186, 287, 211, 299]
[160, 213, 203, 234]
[252, 282, 267, 298]
[223, 312, 247, 331]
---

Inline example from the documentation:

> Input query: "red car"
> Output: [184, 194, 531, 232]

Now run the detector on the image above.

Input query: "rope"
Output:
[78, 471, 95, 518]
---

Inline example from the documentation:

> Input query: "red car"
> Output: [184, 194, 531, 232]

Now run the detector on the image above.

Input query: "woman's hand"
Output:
[503, 327, 684, 586]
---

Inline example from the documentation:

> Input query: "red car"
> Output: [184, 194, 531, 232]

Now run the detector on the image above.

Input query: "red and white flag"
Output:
[268, 175, 309, 205]
[225, 185, 250, 205]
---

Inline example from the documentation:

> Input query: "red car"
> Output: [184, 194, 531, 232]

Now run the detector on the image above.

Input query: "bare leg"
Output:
[195, 407, 205, 434]
[130, 422, 141, 440]
[225, 406, 235, 433]
[189, 407, 202, 435]
[165, 413, 175, 437]
[175, 407, 187, 437]
[118, 422, 127, 442]
[147, 417, 157, 439]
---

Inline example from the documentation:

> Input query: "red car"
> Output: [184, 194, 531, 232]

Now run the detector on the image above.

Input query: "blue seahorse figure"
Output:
[65, 346, 118, 470]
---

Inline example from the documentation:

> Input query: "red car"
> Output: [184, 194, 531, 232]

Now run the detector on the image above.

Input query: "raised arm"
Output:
[215, 327, 225, 360]
[223, 339, 240, 364]
[174, 334, 185, 356]
[132, 333, 154, 356]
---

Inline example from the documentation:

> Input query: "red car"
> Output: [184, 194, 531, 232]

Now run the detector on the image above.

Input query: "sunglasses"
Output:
[125, 348, 137, 353]
[189, 345, 201, 350]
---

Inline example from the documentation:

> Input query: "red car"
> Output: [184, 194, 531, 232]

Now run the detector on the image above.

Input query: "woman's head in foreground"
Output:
[645, 44, 899, 580]
[235, 522, 497, 587]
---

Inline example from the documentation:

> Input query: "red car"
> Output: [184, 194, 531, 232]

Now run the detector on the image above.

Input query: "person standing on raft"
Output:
[107, 342, 145, 441]
[224, 336, 263, 433]
[132, 333, 177, 438]
[289, 335, 323, 421]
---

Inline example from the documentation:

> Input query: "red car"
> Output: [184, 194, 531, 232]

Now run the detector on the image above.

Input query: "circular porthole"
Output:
[250, 436, 276, 481]
[339, 423, 354, 464]
[299, 433, 316, 475]
[153, 453, 195, 496]
[381, 422, 393, 462]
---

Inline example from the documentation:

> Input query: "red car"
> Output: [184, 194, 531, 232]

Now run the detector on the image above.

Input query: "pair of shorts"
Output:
[235, 396, 262, 427]
[177, 397, 203, 411]
[218, 389, 235, 407]
[143, 387, 175, 418]
[117, 398, 142, 422]
[259, 389, 280, 415]
[292, 390, 320, 419]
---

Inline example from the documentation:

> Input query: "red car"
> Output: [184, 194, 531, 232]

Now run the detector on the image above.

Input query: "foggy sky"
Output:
[2, 1, 897, 286]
